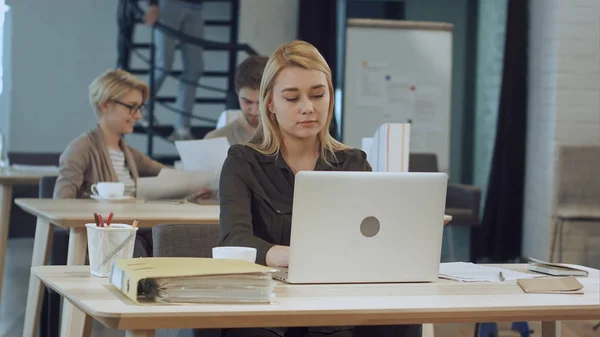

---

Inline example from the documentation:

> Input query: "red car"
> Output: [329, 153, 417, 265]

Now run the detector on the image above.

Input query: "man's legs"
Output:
[142, 0, 181, 128]
[117, 0, 135, 69]
[168, 2, 205, 140]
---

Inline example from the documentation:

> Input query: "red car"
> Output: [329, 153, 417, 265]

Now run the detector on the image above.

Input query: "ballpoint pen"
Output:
[499, 271, 505, 281]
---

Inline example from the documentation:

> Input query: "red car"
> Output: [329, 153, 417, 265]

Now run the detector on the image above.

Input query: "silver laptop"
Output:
[273, 171, 447, 284]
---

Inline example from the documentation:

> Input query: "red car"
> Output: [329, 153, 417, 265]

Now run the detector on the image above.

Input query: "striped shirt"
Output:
[108, 148, 136, 196]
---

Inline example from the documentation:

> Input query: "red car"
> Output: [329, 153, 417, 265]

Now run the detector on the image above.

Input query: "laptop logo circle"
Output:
[360, 216, 380, 237]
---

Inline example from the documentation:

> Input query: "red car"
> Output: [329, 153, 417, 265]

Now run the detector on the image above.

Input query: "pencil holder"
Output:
[85, 223, 138, 277]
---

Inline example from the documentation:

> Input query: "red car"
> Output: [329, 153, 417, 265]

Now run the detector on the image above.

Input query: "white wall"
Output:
[4, 0, 298, 155]
[522, 0, 600, 263]
[6, 0, 118, 153]
[0, 3, 12, 150]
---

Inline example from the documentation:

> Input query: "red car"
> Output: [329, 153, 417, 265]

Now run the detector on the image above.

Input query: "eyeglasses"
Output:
[111, 100, 144, 115]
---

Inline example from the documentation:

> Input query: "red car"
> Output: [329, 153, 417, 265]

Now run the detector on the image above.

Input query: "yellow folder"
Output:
[109, 257, 277, 304]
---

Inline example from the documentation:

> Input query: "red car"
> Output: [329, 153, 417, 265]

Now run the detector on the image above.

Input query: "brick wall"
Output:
[522, 0, 600, 266]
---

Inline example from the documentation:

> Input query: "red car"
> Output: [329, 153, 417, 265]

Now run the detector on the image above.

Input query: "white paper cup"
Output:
[212, 246, 257, 263]
[85, 223, 138, 277]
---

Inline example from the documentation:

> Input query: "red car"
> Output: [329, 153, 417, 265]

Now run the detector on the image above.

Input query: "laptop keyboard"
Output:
[272, 267, 289, 281]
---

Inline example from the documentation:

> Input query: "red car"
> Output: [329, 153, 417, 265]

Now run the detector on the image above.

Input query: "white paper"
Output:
[369, 123, 410, 173]
[11, 164, 59, 173]
[361, 137, 374, 166]
[136, 168, 215, 200]
[439, 262, 544, 283]
[174, 137, 230, 173]
[356, 61, 387, 106]
[413, 84, 443, 126]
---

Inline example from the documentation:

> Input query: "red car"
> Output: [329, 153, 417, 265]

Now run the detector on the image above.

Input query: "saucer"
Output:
[91, 195, 134, 202]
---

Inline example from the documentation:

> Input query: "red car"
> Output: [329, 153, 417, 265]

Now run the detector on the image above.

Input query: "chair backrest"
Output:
[216, 110, 241, 129]
[39, 176, 58, 198]
[152, 223, 220, 258]
[555, 145, 600, 207]
[409, 153, 439, 172]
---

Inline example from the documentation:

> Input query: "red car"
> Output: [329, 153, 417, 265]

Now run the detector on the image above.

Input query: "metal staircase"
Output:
[119, 0, 258, 157]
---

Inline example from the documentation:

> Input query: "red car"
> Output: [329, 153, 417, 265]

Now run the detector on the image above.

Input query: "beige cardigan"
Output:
[53, 126, 165, 199]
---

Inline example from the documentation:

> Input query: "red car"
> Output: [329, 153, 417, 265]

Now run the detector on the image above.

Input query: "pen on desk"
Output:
[499, 271, 505, 281]
[106, 212, 114, 227]
[93, 213, 100, 227]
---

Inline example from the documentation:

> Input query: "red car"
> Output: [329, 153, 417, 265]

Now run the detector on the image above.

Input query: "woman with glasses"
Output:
[53, 68, 165, 256]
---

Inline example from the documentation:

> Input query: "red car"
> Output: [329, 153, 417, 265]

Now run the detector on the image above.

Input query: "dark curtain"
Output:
[297, 0, 339, 139]
[478, 0, 529, 262]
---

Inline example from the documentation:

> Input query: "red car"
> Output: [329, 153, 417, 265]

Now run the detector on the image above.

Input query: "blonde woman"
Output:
[218, 41, 421, 337]
[54, 69, 165, 256]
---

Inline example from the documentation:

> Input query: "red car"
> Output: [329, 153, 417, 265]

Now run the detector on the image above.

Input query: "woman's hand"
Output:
[186, 187, 216, 203]
[144, 5, 160, 25]
[266, 245, 289, 267]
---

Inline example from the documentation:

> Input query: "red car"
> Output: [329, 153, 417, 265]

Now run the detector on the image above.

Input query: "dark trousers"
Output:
[223, 325, 422, 337]
[117, 0, 137, 69]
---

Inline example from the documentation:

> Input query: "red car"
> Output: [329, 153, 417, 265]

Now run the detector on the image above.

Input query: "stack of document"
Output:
[110, 257, 277, 304]
[137, 168, 215, 200]
[439, 262, 544, 282]
[11, 164, 59, 173]
[136, 137, 231, 200]
[527, 257, 589, 277]
[146, 273, 275, 303]
[362, 123, 411, 172]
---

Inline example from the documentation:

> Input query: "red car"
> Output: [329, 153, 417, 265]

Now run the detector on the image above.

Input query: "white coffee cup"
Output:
[212, 246, 257, 263]
[91, 182, 125, 198]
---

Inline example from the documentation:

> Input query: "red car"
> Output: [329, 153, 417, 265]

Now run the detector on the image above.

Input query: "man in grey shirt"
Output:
[204, 55, 269, 145]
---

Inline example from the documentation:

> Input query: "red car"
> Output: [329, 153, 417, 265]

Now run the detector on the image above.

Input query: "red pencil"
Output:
[106, 212, 114, 227]
[97, 213, 105, 227]
[93, 213, 100, 227]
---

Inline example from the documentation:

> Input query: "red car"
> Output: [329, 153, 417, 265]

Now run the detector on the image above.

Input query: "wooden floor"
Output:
[1, 238, 598, 337]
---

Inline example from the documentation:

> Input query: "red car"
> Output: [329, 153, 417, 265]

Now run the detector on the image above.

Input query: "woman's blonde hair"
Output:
[248, 40, 349, 164]
[88, 69, 149, 118]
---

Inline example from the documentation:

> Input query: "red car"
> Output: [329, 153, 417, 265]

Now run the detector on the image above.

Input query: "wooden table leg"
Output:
[126, 330, 156, 337]
[22, 218, 54, 337]
[422, 323, 435, 337]
[59, 227, 88, 337]
[0, 183, 13, 306]
[542, 321, 561, 337]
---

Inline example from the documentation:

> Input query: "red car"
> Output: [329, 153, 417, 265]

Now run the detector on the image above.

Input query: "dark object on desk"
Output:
[409, 153, 481, 261]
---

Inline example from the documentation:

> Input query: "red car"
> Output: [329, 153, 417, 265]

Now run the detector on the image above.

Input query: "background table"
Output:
[0, 169, 57, 306]
[15, 198, 220, 337]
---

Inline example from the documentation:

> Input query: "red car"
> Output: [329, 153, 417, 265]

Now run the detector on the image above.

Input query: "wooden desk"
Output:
[0, 169, 57, 306]
[15, 198, 220, 337]
[31, 265, 600, 337]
